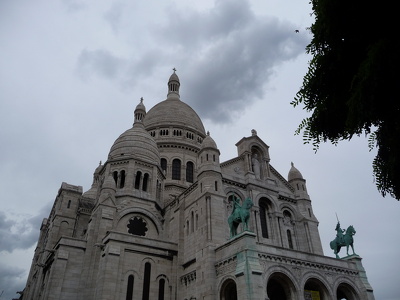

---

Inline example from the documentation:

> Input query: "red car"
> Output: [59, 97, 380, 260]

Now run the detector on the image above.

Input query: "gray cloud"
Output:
[0, 203, 51, 252]
[157, 0, 308, 122]
[103, 2, 125, 33]
[61, 0, 86, 13]
[75, 0, 307, 123]
[158, 0, 254, 48]
[77, 49, 125, 80]
[0, 263, 27, 300]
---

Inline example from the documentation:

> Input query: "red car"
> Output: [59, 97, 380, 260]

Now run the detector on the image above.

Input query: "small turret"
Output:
[198, 131, 220, 172]
[288, 162, 309, 198]
[198, 132, 223, 194]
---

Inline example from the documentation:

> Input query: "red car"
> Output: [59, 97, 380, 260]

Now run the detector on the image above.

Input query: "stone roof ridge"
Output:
[269, 164, 295, 193]
[220, 156, 244, 168]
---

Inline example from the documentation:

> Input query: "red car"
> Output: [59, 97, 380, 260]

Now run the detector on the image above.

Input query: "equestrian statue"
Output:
[330, 222, 357, 258]
[228, 196, 253, 237]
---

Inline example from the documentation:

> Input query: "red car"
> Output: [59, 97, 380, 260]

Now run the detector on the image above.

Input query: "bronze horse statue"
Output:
[228, 197, 253, 237]
[330, 224, 357, 258]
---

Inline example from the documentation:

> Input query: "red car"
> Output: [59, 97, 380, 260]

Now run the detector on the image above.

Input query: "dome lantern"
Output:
[167, 68, 180, 99]
[134, 97, 146, 124]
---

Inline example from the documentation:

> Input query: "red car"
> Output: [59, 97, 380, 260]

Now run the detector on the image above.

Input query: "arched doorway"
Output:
[267, 272, 296, 300]
[336, 282, 358, 300]
[220, 279, 237, 300]
[304, 278, 329, 300]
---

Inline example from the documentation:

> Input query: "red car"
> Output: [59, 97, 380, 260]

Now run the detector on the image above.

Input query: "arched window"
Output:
[67, 200, 71, 209]
[186, 161, 194, 183]
[161, 158, 167, 174]
[215, 181, 218, 191]
[142, 262, 151, 300]
[156, 180, 161, 200]
[143, 173, 149, 191]
[259, 198, 271, 239]
[135, 171, 142, 189]
[172, 159, 181, 180]
[120, 170, 126, 188]
[126, 275, 134, 300]
[113, 171, 118, 184]
[191, 211, 194, 233]
[158, 278, 165, 300]
[287, 229, 293, 249]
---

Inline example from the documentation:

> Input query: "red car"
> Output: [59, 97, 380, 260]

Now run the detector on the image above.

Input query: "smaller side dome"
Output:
[82, 161, 103, 199]
[94, 161, 103, 174]
[201, 131, 218, 150]
[108, 124, 160, 163]
[288, 162, 304, 181]
[109, 99, 160, 163]
[108, 97, 160, 163]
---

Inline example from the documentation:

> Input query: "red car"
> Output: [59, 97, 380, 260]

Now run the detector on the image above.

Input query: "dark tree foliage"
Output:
[292, 0, 400, 200]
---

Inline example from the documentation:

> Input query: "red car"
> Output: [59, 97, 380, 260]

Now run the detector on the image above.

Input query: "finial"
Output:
[207, 131, 210, 136]
[173, 67, 176, 73]
[291, 162, 294, 167]
[99, 161, 102, 165]
[251, 129, 257, 136]
[140, 97, 143, 103]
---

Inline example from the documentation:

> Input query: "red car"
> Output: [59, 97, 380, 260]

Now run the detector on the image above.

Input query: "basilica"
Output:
[22, 71, 374, 300]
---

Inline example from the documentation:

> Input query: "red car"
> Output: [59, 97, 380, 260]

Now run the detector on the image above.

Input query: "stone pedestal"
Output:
[233, 232, 264, 300]
[343, 255, 375, 300]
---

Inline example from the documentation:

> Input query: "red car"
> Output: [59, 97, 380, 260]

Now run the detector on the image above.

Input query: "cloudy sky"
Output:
[1, 0, 399, 299]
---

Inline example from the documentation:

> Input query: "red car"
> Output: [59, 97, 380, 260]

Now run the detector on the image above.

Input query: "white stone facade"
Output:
[22, 72, 374, 300]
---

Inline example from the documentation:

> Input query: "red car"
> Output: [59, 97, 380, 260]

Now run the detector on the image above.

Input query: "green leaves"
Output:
[293, 0, 400, 200]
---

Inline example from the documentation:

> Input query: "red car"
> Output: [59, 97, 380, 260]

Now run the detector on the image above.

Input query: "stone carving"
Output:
[228, 196, 253, 237]
[330, 222, 357, 258]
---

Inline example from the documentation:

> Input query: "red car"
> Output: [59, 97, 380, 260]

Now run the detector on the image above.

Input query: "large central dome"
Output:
[143, 71, 206, 135]
[143, 99, 205, 134]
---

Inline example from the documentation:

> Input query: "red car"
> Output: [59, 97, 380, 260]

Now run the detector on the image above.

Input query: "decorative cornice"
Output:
[182, 182, 198, 197]
[215, 256, 237, 277]
[180, 270, 196, 286]
[222, 178, 246, 189]
[258, 253, 359, 276]
[158, 142, 200, 154]
[110, 160, 130, 166]
[278, 194, 297, 204]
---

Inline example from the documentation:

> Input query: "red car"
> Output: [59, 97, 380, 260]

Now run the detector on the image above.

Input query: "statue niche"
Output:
[251, 153, 261, 179]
